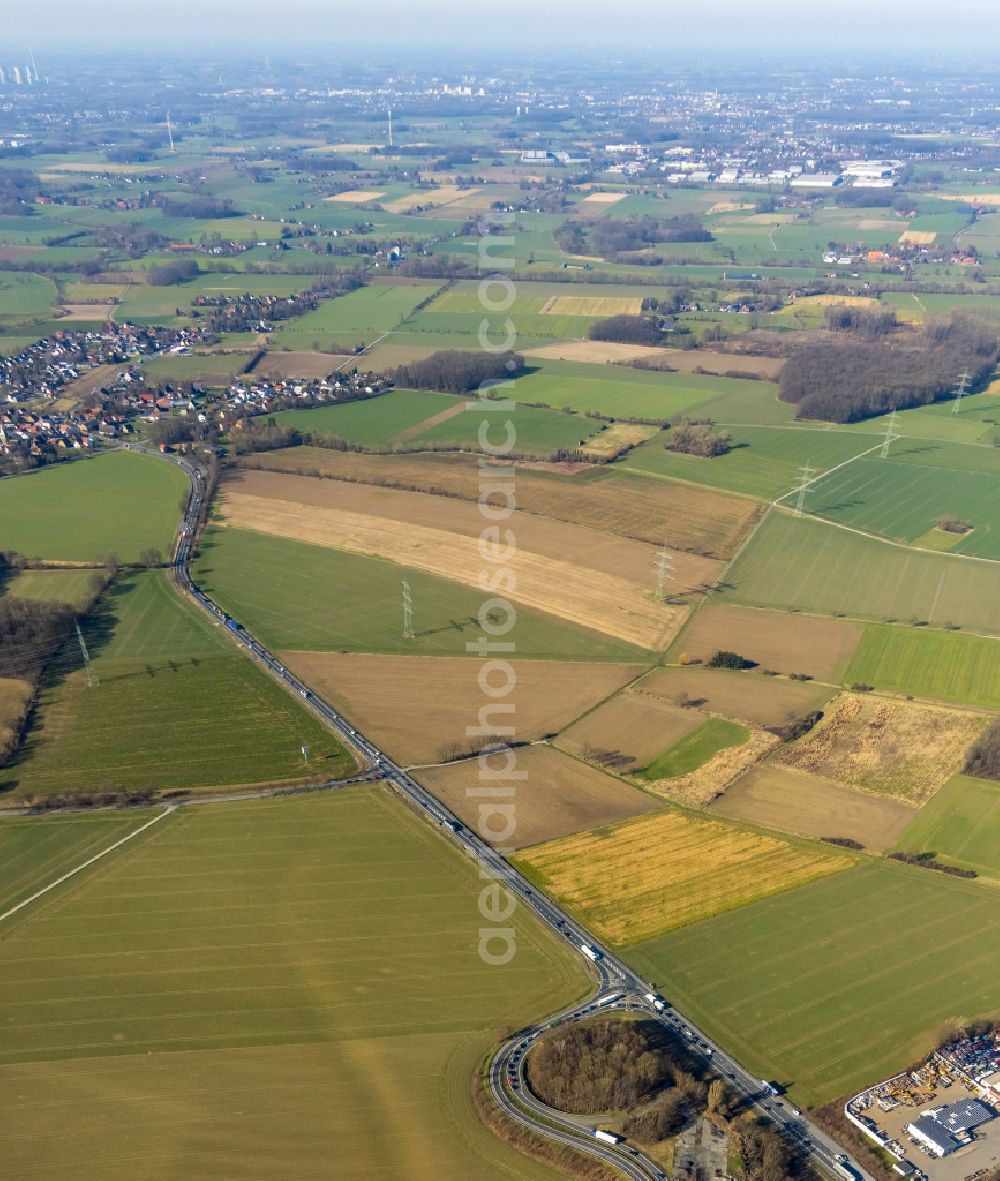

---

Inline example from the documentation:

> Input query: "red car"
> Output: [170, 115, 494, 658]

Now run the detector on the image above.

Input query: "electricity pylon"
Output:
[794, 461, 814, 516]
[952, 368, 972, 415]
[401, 576, 414, 640]
[654, 542, 673, 602]
[75, 620, 98, 687]
[880, 409, 899, 458]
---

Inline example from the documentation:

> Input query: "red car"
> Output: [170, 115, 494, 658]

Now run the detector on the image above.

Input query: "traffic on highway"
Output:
[161, 449, 871, 1181]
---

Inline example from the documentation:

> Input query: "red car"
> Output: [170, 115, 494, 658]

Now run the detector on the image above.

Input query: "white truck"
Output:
[597, 993, 623, 1006]
[580, 943, 601, 962]
[644, 992, 667, 1011]
[593, 1129, 621, 1146]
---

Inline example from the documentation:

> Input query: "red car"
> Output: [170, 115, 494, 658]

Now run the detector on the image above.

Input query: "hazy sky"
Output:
[7, 0, 1000, 52]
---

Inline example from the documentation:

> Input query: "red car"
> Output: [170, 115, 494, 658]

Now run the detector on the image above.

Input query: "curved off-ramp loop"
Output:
[0, 807, 173, 927]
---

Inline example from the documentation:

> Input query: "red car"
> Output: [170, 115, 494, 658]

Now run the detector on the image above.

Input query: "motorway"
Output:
[160, 449, 872, 1181]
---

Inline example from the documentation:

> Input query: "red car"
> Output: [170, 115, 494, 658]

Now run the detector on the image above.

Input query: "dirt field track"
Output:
[278, 652, 640, 765]
[221, 472, 718, 648]
[415, 744, 662, 849]
[676, 605, 862, 680]
[644, 667, 835, 727]
[712, 764, 915, 852]
[558, 691, 702, 771]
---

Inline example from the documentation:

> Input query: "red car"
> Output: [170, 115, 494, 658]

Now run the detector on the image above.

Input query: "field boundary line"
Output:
[772, 503, 1000, 567]
[0, 808, 172, 927]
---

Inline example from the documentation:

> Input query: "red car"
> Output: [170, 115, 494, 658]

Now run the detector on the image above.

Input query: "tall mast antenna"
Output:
[166, 111, 176, 153]
[387, 107, 393, 148]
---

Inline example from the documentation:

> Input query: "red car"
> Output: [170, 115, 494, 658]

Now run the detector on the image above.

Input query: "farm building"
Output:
[907, 1099, 996, 1157]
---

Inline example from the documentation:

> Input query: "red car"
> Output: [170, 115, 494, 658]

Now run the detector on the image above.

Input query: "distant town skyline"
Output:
[6, 0, 1000, 52]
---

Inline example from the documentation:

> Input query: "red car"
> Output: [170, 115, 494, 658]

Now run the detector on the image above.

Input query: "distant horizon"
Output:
[4, 0, 1000, 55]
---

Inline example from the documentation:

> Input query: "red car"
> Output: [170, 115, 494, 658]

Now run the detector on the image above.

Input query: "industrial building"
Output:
[906, 1099, 996, 1158]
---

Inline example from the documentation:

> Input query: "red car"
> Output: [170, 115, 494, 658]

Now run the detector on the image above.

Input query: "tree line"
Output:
[391, 349, 527, 394]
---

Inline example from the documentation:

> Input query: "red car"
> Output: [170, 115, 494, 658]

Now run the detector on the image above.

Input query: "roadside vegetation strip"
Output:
[515, 809, 853, 946]
[0, 807, 172, 926]
[626, 860, 1000, 1108]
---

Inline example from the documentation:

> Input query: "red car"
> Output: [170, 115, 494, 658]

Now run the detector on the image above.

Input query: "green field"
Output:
[271, 389, 455, 446]
[2, 569, 97, 608]
[895, 775, 1000, 878]
[0, 788, 584, 1180]
[805, 451, 1000, 558]
[627, 860, 1000, 1106]
[721, 511, 1000, 635]
[845, 624, 1000, 707]
[0, 811, 149, 910]
[5, 572, 355, 800]
[271, 281, 443, 347]
[623, 425, 876, 501]
[405, 399, 603, 456]
[508, 360, 763, 421]
[271, 388, 603, 456]
[0, 271, 57, 324]
[194, 526, 646, 662]
[638, 718, 749, 780]
[0, 451, 187, 563]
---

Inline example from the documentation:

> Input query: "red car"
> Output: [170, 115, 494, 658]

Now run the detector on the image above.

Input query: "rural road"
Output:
[151, 446, 872, 1181]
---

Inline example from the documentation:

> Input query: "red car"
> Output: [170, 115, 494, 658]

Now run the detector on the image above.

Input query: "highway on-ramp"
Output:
[158, 449, 872, 1181]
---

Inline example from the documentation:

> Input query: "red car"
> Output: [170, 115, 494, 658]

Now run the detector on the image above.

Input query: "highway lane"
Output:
[156, 448, 870, 1181]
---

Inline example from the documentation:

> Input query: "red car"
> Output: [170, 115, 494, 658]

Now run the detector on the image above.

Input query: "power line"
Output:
[401, 576, 414, 640]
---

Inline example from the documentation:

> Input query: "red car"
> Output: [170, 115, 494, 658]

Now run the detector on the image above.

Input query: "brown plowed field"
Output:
[643, 667, 835, 727]
[251, 351, 350, 380]
[557, 691, 701, 772]
[711, 764, 915, 852]
[221, 471, 716, 648]
[278, 652, 641, 765]
[414, 744, 662, 849]
[233, 450, 759, 558]
[675, 605, 862, 680]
